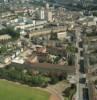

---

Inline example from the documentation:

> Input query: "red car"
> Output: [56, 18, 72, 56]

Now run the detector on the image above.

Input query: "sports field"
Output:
[0, 80, 50, 100]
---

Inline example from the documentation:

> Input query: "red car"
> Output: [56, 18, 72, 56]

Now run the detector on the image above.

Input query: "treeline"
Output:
[65, 3, 97, 11]
[30, 0, 45, 7]
[0, 65, 67, 87]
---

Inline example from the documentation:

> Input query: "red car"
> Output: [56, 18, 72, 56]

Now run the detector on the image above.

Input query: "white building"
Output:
[46, 3, 49, 9]
[12, 57, 24, 64]
[57, 32, 67, 40]
[40, 8, 45, 20]
[0, 34, 11, 41]
[47, 10, 53, 22]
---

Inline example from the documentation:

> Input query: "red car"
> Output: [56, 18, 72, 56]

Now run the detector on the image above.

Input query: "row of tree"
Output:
[0, 65, 67, 87]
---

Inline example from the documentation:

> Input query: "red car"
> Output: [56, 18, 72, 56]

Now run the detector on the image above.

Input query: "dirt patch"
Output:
[49, 94, 60, 100]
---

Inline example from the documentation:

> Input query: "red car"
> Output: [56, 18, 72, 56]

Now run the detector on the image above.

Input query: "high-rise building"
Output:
[0, 0, 4, 3]
[46, 3, 49, 9]
[40, 8, 45, 20]
[47, 10, 53, 22]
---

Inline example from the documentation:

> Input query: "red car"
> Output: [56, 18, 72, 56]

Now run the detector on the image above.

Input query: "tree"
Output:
[68, 54, 75, 65]
[50, 31, 58, 40]
[66, 43, 76, 54]
[0, 27, 20, 40]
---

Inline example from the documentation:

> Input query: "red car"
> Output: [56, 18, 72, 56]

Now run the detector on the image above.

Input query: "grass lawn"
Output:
[0, 80, 50, 100]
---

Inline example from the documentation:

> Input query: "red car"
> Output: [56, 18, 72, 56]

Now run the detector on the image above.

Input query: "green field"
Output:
[0, 80, 50, 100]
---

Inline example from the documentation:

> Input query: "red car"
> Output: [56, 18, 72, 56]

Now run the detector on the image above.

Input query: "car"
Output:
[79, 41, 83, 48]
[80, 51, 84, 57]
[79, 60, 85, 73]
[83, 88, 89, 100]
[79, 78, 86, 84]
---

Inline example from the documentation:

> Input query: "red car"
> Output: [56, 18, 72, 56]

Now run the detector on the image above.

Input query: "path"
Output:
[49, 95, 60, 100]
[46, 80, 70, 100]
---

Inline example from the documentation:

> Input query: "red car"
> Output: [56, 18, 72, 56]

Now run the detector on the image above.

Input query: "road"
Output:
[75, 27, 88, 100]
[84, 33, 94, 100]
[75, 27, 82, 100]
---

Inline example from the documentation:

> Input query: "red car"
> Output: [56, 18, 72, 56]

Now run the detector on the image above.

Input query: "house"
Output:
[37, 52, 48, 63]
[47, 46, 67, 57]
[12, 57, 24, 64]
[27, 55, 39, 63]
[58, 57, 68, 65]
[4, 56, 11, 64]
[57, 32, 67, 40]
[36, 46, 47, 53]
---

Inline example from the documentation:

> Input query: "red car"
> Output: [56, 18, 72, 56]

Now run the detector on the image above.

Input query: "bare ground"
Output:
[49, 95, 60, 100]
[46, 80, 70, 100]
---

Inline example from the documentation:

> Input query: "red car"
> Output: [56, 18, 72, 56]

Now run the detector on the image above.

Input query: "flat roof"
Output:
[8, 62, 75, 75]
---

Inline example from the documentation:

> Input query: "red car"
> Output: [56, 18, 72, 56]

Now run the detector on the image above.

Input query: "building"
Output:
[27, 55, 38, 64]
[46, 3, 49, 9]
[9, 62, 76, 75]
[40, 8, 45, 20]
[0, 34, 11, 42]
[46, 10, 53, 22]
[57, 32, 67, 40]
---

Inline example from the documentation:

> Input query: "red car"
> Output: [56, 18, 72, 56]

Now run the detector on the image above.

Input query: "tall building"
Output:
[0, 0, 4, 3]
[46, 3, 49, 9]
[47, 10, 53, 22]
[93, 0, 97, 3]
[40, 8, 45, 20]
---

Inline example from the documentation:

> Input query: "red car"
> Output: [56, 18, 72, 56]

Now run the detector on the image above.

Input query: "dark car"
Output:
[79, 41, 83, 48]
[79, 60, 85, 73]
[80, 51, 84, 57]
[79, 78, 86, 84]
[83, 88, 89, 100]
